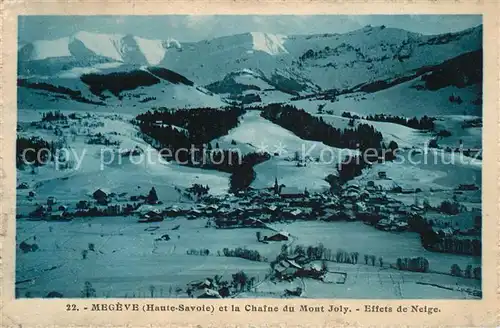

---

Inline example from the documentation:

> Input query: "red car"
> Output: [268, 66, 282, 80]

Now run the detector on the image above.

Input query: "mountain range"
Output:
[18, 24, 482, 111]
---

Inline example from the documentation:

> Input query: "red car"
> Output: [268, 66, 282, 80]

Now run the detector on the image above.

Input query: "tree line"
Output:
[408, 213, 481, 256]
[341, 112, 435, 130]
[396, 257, 429, 273]
[16, 136, 51, 168]
[450, 264, 481, 279]
[220, 247, 264, 262]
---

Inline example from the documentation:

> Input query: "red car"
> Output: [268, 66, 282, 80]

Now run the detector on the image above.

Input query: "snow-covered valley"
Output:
[16, 22, 482, 299]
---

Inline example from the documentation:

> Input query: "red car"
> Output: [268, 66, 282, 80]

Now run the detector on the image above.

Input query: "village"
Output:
[21, 168, 481, 239]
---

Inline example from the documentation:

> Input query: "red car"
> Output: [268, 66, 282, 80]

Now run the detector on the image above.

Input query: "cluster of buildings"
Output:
[273, 256, 326, 281]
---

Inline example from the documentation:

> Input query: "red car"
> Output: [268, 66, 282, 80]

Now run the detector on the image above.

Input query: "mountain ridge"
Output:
[19, 25, 482, 91]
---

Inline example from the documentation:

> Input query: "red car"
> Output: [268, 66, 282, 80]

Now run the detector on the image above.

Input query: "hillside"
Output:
[18, 66, 227, 112]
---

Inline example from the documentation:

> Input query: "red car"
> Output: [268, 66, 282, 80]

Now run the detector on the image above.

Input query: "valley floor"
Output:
[16, 216, 480, 299]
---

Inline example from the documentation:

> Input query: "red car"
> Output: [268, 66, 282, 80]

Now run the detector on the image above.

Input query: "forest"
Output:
[260, 104, 385, 151]
[135, 107, 270, 191]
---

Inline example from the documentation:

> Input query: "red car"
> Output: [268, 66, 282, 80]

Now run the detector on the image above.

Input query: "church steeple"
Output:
[274, 177, 279, 195]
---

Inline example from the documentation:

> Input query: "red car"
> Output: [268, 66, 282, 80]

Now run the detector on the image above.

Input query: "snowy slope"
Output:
[18, 66, 228, 112]
[288, 25, 482, 90]
[250, 32, 289, 55]
[16, 111, 231, 200]
[213, 111, 358, 191]
[317, 78, 481, 117]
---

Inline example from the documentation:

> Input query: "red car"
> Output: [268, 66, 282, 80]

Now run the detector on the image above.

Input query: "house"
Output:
[376, 217, 393, 230]
[266, 205, 278, 213]
[410, 204, 425, 213]
[345, 183, 360, 190]
[284, 287, 303, 297]
[47, 196, 57, 206]
[280, 187, 305, 199]
[433, 227, 455, 237]
[165, 207, 182, 217]
[458, 184, 479, 191]
[17, 182, 29, 189]
[188, 280, 221, 298]
[359, 191, 370, 201]
[188, 279, 213, 290]
[190, 208, 203, 216]
[394, 221, 409, 231]
[49, 211, 72, 221]
[378, 171, 387, 179]
[284, 259, 302, 270]
[265, 231, 289, 241]
[344, 190, 360, 200]
[138, 211, 164, 223]
[208, 204, 219, 211]
[354, 201, 367, 212]
[193, 288, 221, 298]
[296, 267, 324, 280]
[274, 260, 300, 279]
[92, 189, 109, 205]
[146, 187, 159, 204]
[286, 254, 307, 265]
[92, 189, 108, 201]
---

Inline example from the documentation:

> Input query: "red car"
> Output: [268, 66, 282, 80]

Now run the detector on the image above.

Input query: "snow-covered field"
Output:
[16, 217, 480, 298]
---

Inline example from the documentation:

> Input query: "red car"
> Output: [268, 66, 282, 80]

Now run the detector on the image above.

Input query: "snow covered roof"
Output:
[309, 263, 321, 272]
[280, 187, 304, 196]
[193, 288, 221, 299]
[91, 188, 111, 196]
[135, 205, 161, 214]
[285, 259, 302, 269]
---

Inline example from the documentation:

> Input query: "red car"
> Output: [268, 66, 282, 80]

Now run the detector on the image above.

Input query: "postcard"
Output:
[1, 1, 498, 327]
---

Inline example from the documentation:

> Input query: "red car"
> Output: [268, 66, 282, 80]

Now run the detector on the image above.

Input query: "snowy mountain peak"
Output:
[250, 32, 288, 55]
[18, 31, 180, 68]
[71, 31, 124, 62]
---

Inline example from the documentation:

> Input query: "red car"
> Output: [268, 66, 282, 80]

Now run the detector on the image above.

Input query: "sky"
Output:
[19, 15, 482, 43]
